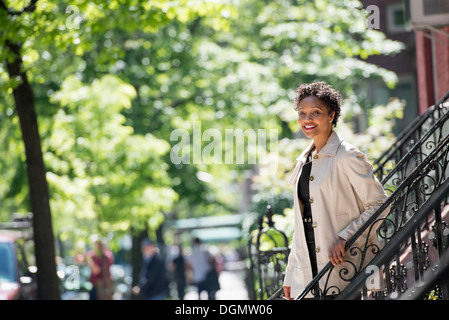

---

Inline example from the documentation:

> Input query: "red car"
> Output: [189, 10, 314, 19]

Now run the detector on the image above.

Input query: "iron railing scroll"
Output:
[247, 205, 290, 300]
[338, 161, 449, 300]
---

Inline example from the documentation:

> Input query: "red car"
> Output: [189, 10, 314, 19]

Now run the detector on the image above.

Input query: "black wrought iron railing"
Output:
[338, 160, 449, 300]
[380, 100, 449, 197]
[266, 91, 449, 300]
[247, 206, 290, 300]
[373, 91, 449, 182]
[399, 241, 449, 300]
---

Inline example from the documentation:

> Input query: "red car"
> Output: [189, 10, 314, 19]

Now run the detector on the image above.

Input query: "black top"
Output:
[297, 149, 318, 278]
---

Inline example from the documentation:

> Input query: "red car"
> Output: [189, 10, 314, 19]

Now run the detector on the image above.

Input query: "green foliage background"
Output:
[0, 0, 404, 246]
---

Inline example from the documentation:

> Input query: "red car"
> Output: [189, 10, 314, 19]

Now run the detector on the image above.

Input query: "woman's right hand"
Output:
[283, 286, 292, 300]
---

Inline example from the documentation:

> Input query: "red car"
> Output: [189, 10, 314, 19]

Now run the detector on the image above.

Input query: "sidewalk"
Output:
[184, 270, 249, 300]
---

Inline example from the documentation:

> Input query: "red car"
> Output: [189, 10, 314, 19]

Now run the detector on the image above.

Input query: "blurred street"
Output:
[59, 265, 250, 301]
[184, 270, 249, 300]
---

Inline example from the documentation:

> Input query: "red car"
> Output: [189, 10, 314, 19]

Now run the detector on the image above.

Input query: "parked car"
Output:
[0, 228, 37, 300]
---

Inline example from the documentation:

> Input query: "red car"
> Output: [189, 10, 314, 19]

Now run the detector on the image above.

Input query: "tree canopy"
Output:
[1, 0, 404, 246]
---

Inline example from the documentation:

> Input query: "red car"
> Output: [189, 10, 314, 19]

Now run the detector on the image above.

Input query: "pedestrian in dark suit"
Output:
[132, 238, 169, 300]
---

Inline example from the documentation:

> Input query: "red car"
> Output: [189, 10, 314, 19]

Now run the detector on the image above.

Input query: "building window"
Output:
[423, 0, 449, 16]
[387, 3, 407, 33]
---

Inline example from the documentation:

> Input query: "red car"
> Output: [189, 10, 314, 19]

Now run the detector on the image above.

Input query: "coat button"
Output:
[309, 176, 314, 181]
[309, 198, 314, 204]
[316, 247, 320, 253]
[313, 155, 318, 159]
[312, 222, 317, 228]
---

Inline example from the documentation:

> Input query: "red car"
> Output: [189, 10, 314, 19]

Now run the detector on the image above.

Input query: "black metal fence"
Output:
[373, 91, 449, 182]
[247, 206, 289, 300]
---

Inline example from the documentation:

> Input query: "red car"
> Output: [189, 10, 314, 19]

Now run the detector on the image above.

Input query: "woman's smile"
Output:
[303, 124, 317, 131]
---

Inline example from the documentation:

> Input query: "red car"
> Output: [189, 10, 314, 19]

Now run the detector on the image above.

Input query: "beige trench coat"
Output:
[284, 131, 389, 298]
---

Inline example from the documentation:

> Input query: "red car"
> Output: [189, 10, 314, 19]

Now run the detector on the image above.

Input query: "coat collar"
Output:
[296, 131, 343, 161]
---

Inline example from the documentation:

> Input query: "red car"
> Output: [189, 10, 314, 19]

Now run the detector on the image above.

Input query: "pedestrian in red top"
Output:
[86, 237, 114, 300]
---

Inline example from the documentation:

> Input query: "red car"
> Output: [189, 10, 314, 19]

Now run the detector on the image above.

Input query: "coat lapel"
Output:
[288, 140, 315, 186]
[316, 131, 343, 157]
[288, 131, 343, 186]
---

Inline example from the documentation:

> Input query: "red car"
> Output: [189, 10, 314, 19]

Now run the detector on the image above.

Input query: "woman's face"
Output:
[297, 95, 334, 140]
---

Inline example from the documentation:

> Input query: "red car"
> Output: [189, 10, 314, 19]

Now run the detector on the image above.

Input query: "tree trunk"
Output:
[131, 230, 146, 300]
[5, 41, 61, 300]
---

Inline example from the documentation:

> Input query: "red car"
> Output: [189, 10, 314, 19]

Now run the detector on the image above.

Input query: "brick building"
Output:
[361, 0, 449, 120]
[361, 0, 418, 132]
[411, 0, 449, 112]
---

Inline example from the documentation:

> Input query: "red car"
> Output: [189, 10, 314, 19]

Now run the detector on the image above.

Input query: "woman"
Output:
[85, 237, 114, 300]
[283, 81, 388, 300]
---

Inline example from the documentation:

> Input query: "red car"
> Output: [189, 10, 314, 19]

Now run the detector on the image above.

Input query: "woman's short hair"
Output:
[294, 81, 341, 127]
